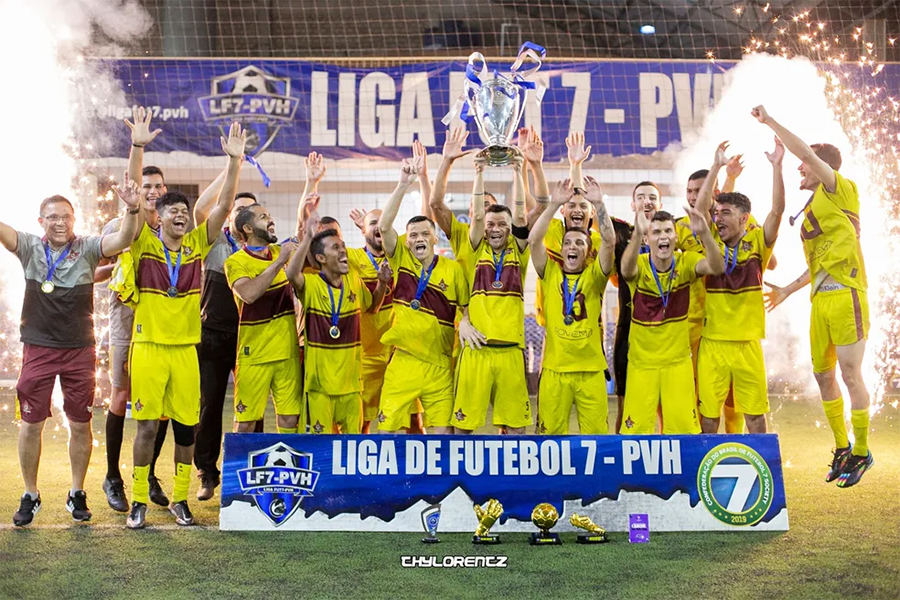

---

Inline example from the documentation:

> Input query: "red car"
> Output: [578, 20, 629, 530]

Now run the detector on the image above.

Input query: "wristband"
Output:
[128, 207, 140, 214]
[132, 143, 145, 148]
[512, 224, 530, 240]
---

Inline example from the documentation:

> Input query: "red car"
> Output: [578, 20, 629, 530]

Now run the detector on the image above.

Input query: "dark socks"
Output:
[105, 412, 126, 480]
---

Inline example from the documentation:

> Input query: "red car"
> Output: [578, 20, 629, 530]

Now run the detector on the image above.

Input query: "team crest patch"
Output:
[438, 279, 447, 291]
[313, 420, 324, 434]
[741, 241, 752, 252]
[237, 442, 320, 526]
[21, 404, 31, 414]
[377, 411, 387, 423]
[236, 400, 247, 414]
[624, 415, 634, 429]
[454, 408, 467, 421]
[134, 400, 143, 412]
[183, 246, 193, 256]
[348, 291, 356, 303]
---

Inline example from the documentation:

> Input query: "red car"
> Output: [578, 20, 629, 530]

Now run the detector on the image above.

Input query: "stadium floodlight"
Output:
[640, 24, 656, 35]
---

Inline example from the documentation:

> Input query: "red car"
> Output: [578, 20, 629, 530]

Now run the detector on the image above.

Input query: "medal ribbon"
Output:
[223, 228, 239, 253]
[319, 273, 344, 330]
[43, 240, 73, 286]
[650, 258, 677, 308]
[492, 250, 507, 287]
[365, 248, 383, 273]
[724, 244, 738, 275]
[415, 256, 438, 304]
[562, 274, 580, 319]
[162, 244, 182, 294]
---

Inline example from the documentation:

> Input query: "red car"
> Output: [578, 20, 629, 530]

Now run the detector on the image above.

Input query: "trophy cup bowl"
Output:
[529, 503, 562, 545]
[471, 78, 525, 167]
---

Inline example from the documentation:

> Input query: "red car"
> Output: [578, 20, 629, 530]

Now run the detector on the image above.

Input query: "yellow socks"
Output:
[822, 397, 850, 448]
[173, 462, 191, 503]
[132, 465, 150, 505]
[850, 409, 870, 457]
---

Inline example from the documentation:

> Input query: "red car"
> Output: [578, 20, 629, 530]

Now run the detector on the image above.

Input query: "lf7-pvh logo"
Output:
[198, 65, 300, 155]
[698, 443, 774, 526]
[237, 442, 320, 526]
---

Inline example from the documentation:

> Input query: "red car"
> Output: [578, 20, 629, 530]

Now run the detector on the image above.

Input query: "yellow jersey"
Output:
[224, 245, 299, 364]
[703, 226, 773, 341]
[382, 243, 469, 369]
[536, 218, 603, 327]
[800, 171, 867, 296]
[301, 271, 373, 393]
[346, 246, 393, 360]
[449, 218, 476, 274]
[131, 222, 213, 345]
[627, 251, 703, 367]
[467, 237, 530, 347]
[539, 259, 610, 373]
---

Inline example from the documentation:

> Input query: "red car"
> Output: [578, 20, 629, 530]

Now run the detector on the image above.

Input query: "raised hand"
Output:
[305, 211, 321, 238]
[113, 170, 141, 210]
[634, 206, 650, 235]
[685, 203, 711, 236]
[125, 106, 162, 147]
[763, 281, 788, 311]
[442, 127, 472, 162]
[551, 179, 574, 207]
[726, 153, 745, 179]
[349, 208, 366, 231]
[301, 193, 321, 222]
[305, 151, 326, 183]
[765, 136, 785, 165]
[412, 139, 429, 176]
[277, 241, 297, 266]
[399, 156, 421, 185]
[583, 175, 604, 205]
[751, 105, 770, 124]
[377, 259, 393, 284]
[520, 126, 544, 164]
[473, 154, 489, 174]
[510, 148, 525, 173]
[221, 121, 247, 157]
[713, 140, 731, 168]
[566, 132, 591, 165]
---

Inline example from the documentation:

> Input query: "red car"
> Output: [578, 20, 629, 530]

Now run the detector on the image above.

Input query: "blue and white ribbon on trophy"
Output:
[442, 42, 548, 126]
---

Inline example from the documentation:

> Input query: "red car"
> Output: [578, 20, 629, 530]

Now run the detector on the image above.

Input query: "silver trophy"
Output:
[421, 503, 441, 543]
[444, 43, 547, 167]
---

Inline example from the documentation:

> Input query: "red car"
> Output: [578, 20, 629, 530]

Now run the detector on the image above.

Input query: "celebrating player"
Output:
[620, 206, 724, 434]
[287, 214, 391, 434]
[377, 156, 469, 434]
[125, 121, 246, 529]
[754, 105, 873, 487]
[697, 137, 786, 434]
[451, 154, 531, 434]
[225, 205, 302, 434]
[3, 181, 142, 527]
[529, 178, 615, 434]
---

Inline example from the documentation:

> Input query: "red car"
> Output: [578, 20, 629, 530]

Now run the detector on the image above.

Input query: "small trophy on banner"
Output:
[529, 503, 562, 545]
[570, 513, 609, 544]
[472, 499, 503, 544]
[443, 42, 547, 167]
[421, 504, 441, 543]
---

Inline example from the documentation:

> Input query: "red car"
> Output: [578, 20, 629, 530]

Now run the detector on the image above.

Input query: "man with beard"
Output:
[225, 205, 302, 433]
[4, 182, 142, 527]
[451, 154, 532, 434]
[620, 208, 724, 434]
[287, 217, 391, 434]
[529, 179, 615, 434]
[697, 137, 785, 434]
[376, 157, 469, 434]
[125, 122, 245, 529]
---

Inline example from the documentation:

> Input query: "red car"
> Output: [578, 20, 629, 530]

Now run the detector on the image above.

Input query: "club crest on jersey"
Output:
[198, 65, 300, 156]
[438, 279, 447, 291]
[454, 408, 467, 421]
[741, 241, 752, 252]
[348, 291, 357, 303]
[237, 442, 320, 526]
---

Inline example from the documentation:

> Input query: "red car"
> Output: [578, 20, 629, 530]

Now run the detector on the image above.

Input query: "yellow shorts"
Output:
[307, 390, 363, 434]
[379, 351, 453, 431]
[698, 338, 768, 418]
[130, 343, 200, 426]
[811, 287, 869, 373]
[537, 368, 608, 434]
[234, 358, 303, 423]
[452, 346, 531, 430]
[622, 358, 699, 434]
[361, 354, 389, 422]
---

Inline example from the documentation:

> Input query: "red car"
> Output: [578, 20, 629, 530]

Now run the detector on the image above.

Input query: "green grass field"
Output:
[1, 391, 898, 600]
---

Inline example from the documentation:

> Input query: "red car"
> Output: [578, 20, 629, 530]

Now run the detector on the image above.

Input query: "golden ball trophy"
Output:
[529, 503, 562, 545]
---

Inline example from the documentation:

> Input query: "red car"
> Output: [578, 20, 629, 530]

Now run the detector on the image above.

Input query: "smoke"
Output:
[673, 53, 891, 404]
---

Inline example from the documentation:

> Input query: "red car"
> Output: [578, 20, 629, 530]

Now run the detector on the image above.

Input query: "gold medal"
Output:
[329, 325, 340, 339]
[41, 281, 55, 294]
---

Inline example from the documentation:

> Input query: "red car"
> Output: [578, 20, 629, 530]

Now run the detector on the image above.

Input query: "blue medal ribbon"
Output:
[162, 244, 182, 296]
[724, 244, 738, 275]
[244, 155, 271, 188]
[223, 228, 239, 253]
[43, 239, 73, 285]
[319, 273, 344, 332]
[562, 274, 580, 321]
[244, 244, 269, 253]
[492, 250, 507, 288]
[365, 248, 383, 273]
[650, 258, 677, 309]
[413, 256, 438, 307]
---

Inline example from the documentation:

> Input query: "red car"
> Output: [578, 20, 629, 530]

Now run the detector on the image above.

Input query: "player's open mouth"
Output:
[415, 242, 427, 252]
[267, 223, 275, 234]
[658, 241, 670, 250]
[565, 251, 578, 261]
[339, 256, 348, 265]
[570, 215, 584, 225]
[173, 219, 187, 229]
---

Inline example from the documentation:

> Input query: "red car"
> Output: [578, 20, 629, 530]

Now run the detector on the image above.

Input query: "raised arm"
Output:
[368, 260, 393, 314]
[721, 153, 743, 194]
[0, 220, 18, 253]
[764, 136, 786, 247]
[232, 242, 295, 304]
[413, 139, 433, 220]
[510, 154, 528, 252]
[764, 269, 809, 312]
[192, 167, 228, 225]
[698, 141, 730, 220]
[429, 128, 471, 237]
[583, 176, 615, 276]
[527, 180, 569, 278]
[100, 178, 142, 257]
[566, 132, 592, 191]
[124, 106, 161, 188]
[468, 155, 488, 249]
[286, 213, 319, 296]
[621, 210, 648, 282]
[524, 128, 550, 229]
[300, 151, 326, 205]
[379, 158, 421, 258]
[205, 122, 246, 243]
[753, 105, 836, 192]
[689, 205, 725, 276]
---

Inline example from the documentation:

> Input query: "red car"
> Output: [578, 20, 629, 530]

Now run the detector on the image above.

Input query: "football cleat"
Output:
[148, 475, 169, 507]
[825, 446, 852, 483]
[837, 451, 874, 489]
[102, 477, 129, 513]
[168, 500, 195, 526]
[126, 502, 148, 529]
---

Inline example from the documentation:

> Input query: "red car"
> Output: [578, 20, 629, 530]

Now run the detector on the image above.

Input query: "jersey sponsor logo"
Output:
[198, 65, 300, 156]
[237, 442, 320, 526]
[697, 443, 774, 526]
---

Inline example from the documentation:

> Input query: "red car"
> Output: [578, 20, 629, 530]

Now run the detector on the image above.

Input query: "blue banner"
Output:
[97, 59, 900, 161]
[220, 433, 788, 532]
